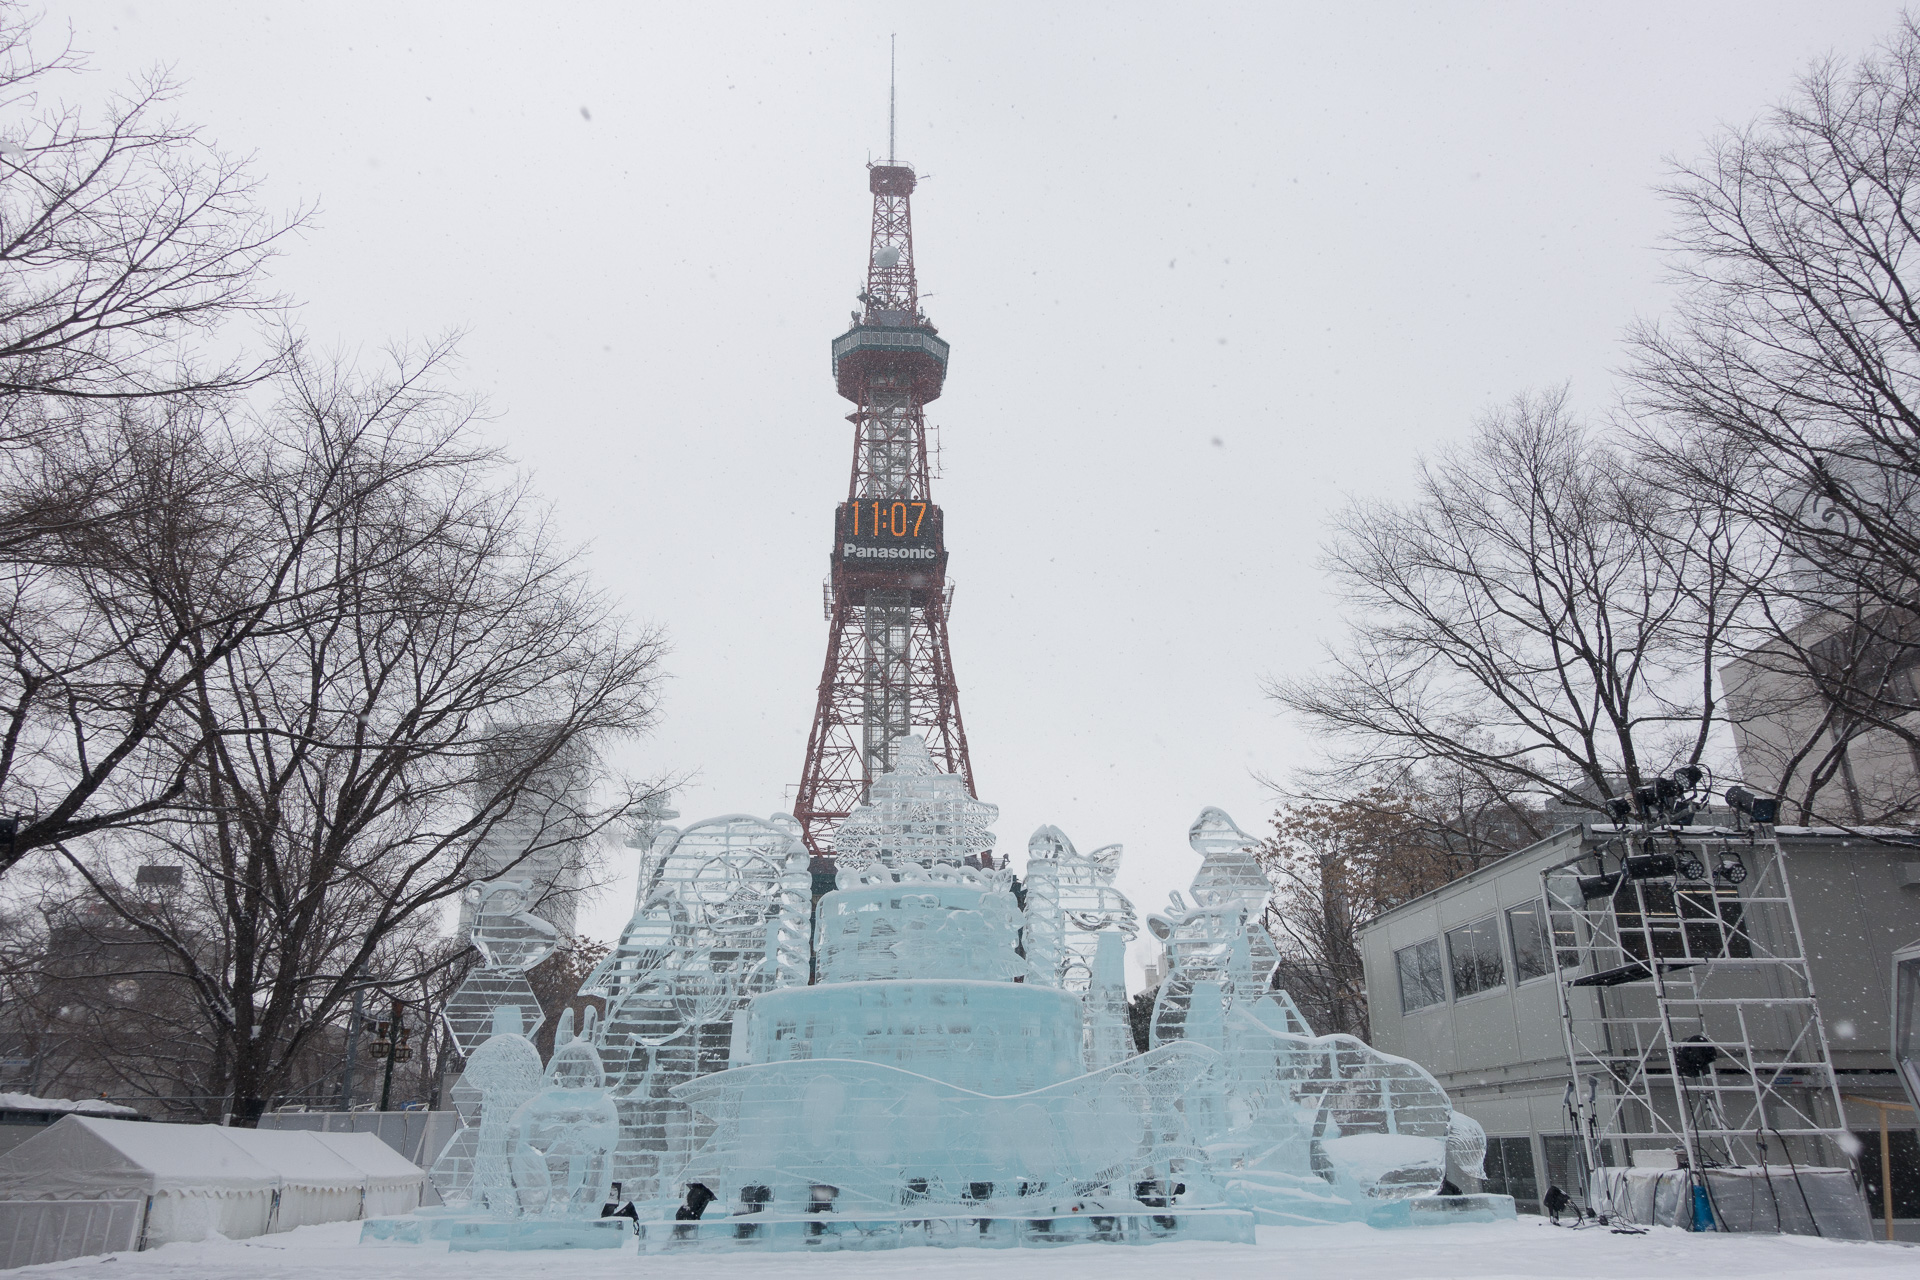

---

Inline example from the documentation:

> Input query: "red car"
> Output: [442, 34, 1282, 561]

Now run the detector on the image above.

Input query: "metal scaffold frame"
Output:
[1542, 822, 1852, 1183]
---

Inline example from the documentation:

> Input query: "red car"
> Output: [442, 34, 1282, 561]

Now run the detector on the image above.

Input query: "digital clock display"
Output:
[835, 500, 944, 565]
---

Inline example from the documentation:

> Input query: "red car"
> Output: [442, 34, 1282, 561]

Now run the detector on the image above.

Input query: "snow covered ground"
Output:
[24, 1217, 1916, 1279]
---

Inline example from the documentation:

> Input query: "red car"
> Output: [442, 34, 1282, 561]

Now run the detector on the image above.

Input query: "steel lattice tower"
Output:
[794, 160, 976, 865]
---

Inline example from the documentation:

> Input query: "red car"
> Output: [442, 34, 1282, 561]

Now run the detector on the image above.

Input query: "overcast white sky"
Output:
[42, 1, 1914, 977]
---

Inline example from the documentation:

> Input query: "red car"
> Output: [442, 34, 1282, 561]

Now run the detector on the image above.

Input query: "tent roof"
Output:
[0, 1116, 277, 1197]
[222, 1127, 364, 1190]
[310, 1131, 424, 1185]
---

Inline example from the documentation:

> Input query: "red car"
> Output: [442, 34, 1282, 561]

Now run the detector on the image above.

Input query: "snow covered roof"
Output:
[0, 1092, 138, 1117]
[310, 1131, 425, 1188]
[217, 1127, 364, 1191]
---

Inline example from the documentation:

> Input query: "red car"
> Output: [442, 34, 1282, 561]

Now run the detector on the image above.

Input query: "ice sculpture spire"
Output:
[832, 734, 998, 877]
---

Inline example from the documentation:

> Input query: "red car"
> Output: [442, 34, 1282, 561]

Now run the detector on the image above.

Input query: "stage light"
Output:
[1725, 786, 1779, 825]
[1626, 851, 1677, 880]
[1674, 1034, 1717, 1078]
[1714, 856, 1748, 885]
[1578, 871, 1622, 903]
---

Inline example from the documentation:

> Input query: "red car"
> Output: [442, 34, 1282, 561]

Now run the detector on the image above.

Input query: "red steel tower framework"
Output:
[794, 160, 976, 864]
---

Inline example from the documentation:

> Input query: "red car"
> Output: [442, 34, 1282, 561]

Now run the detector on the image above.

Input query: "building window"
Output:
[1446, 917, 1506, 998]
[1395, 939, 1445, 1013]
[1506, 901, 1560, 983]
[1854, 1128, 1920, 1220]
[1540, 1134, 1590, 1208]
[1484, 1135, 1540, 1210]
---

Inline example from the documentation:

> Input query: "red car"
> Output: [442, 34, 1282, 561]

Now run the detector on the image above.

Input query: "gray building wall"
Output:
[1357, 820, 1920, 1224]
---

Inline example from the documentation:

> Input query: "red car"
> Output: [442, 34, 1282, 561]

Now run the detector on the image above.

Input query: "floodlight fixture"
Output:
[1625, 851, 1677, 880]
[1714, 855, 1748, 885]
[1678, 853, 1707, 881]
[1675, 1034, 1718, 1078]
[1724, 786, 1779, 825]
[1578, 871, 1622, 903]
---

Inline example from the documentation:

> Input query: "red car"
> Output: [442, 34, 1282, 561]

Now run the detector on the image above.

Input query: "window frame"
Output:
[1483, 1135, 1541, 1210]
[1505, 900, 1558, 985]
[1394, 937, 1446, 1014]
[1445, 915, 1508, 1000]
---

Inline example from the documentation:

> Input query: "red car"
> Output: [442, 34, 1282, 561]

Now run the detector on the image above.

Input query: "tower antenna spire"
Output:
[889, 34, 896, 163]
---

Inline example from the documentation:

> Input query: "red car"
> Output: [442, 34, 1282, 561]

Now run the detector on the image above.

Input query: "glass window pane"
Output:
[1507, 902, 1550, 982]
[1446, 917, 1506, 998]
[1541, 1134, 1590, 1209]
[1395, 938, 1444, 1013]
[1484, 1136, 1540, 1209]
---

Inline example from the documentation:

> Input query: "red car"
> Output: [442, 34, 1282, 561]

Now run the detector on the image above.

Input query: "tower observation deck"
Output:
[794, 161, 976, 866]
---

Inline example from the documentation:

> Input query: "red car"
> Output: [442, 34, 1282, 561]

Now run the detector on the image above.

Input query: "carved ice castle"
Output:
[388, 736, 1510, 1252]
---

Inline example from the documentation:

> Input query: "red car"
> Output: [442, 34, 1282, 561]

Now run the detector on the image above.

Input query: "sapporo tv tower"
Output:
[793, 69, 977, 867]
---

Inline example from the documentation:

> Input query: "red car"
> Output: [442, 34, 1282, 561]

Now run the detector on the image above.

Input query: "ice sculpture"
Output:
[1017, 825, 1138, 1069]
[1052, 839, 1137, 989]
[577, 812, 808, 1203]
[378, 750, 1511, 1256]
[431, 1004, 545, 1210]
[508, 1008, 621, 1217]
[1142, 808, 1508, 1228]
[833, 735, 999, 872]
[1446, 1111, 1488, 1188]
[442, 880, 559, 1055]
[650, 739, 1254, 1251]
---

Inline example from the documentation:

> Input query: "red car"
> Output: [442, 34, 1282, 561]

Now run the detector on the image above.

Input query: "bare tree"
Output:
[0, 2, 313, 870]
[0, 348, 486, 875]
[1256, 787, 1513, 1039]
[1268, 390, 1747, 819]
[0, 862, 440, 1118]
[0, 5, 303, 404]
[1628, 19, 1920, 823]
[40, 346, 665, 1122]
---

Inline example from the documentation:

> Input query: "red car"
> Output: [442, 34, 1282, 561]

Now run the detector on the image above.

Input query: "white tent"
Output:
[0, 1117, 276, 1245]
[311, 1131, 426, 1218]
[215, 1128, 366, 1230]
[0, 1116, 424, 1248]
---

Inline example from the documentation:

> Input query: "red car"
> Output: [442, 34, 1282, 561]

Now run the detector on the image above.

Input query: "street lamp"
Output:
[367, 999, 412, 1112]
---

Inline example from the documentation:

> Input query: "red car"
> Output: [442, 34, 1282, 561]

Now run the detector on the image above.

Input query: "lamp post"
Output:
[337, 989, 366, 1111]
[372, 998, 411, 1112]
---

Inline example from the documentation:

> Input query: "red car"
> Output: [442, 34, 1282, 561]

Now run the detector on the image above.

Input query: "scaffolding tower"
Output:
[1542, 820, 1852, 1186]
